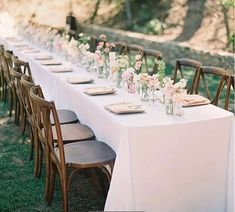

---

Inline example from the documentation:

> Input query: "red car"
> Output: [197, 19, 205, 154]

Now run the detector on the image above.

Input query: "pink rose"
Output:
[100, 34, 106, 40]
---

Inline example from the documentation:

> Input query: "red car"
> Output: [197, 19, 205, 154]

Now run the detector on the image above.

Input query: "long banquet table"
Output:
[3, 39, 234, 212]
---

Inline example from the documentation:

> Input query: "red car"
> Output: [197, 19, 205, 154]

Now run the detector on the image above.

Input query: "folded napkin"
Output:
[18, 47, 34, 51]
[22, 49, 40, 54]
[12, 43, 28, 48]
[49, 66, 73, 73]
[83, 87, 116, 95]
[34, 55, 53, 60]
[67, 77, 94, 84]
[105, 102, 144, 114]
[41, 60, 62, 66]
[182, 94, 210, 107]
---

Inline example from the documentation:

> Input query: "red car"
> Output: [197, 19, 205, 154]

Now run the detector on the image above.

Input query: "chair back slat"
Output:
[196, 66, 232, 110]
[29, 86, 66, 166]
[173, 58, 202, 94]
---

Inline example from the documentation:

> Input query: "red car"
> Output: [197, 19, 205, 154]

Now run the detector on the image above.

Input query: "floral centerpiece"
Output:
[94, 34, 116, 78]
[135, 73, 160, 101]
[163, 78, 187, 115]
[115, 54, 142, 89]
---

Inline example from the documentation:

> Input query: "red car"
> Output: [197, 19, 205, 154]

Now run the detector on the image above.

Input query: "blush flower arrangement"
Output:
[163, 78, 187, 103]
[94, 34, 116, 67]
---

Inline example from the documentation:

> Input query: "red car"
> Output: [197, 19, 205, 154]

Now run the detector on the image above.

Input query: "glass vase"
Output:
[140, 86, 149, 101]
[165, 100, 184, 116]
[114, 71, 123, 88]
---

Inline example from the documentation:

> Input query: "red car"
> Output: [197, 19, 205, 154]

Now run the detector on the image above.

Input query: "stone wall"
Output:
[81, 24, 234, 74]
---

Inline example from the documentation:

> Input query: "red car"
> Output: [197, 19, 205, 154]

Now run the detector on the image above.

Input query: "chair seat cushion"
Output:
[52, 123, 95, 142]
[56, 141, 116, 167]
[50, 109, 78, 125]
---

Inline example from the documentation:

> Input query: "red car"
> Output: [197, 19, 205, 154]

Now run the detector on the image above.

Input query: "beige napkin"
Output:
[22, 49, 40, 54]
[49, 66, 73, 73]
[67, 77, 94, 84]
[12, 43, 28, 48]
[34, 55, 53, 60]
[105, 102, 144, 114]
[182, 94, 210, 106]
[83, 87, 116, 95]
[41, 60, 62, 66]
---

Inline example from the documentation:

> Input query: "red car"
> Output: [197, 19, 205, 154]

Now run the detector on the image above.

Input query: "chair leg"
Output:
[46, 161, 56, 205]
[19, 106, 26, 135]
[60, 170, 69, 212]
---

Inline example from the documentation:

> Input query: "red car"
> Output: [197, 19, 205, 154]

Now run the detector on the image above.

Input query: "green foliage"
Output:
[133, 18, 167, 35]
[221, 0, 235, 8]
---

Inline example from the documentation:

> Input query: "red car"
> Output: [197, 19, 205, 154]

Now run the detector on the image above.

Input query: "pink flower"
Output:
[134, 61, 142, 70]
[103, 47, 110, 53]
[106, 42, 111, 47]
[135, 54, 142, 61]
[110, 43, 116, 48]
[99, 34, 106, 40]
[97, 41, 104, 49]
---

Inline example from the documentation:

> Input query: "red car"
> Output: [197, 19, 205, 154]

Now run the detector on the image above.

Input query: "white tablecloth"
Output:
[4, 39, 234, 212]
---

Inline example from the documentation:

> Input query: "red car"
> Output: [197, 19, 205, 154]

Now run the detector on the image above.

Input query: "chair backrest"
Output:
[20, 74, 36, 124]
[142, 49, 163, 75]
[195, 66, 233, 111]
[12, 55, 32, 76]
[29, 85, 65, 166]
[125, 44, 144, 74]
[114, 41, 128, 56]
[173, 58, 202, 94]
[10, 67, 24, 105]
[0, 47, 12, 83]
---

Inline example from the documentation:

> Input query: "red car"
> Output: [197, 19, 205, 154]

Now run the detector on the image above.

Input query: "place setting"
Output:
[40, 59, 62, 66]
[105, 101, 145, 114]
[83, 86, 116, 95]
[67, 76, 94, 84]
[33, 54, 53, 60]
[47, 65, 73, 73]
[182, 94, 210, 107]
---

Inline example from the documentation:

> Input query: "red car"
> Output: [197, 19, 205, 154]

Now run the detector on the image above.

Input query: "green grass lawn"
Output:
[0, 102, 104, 212]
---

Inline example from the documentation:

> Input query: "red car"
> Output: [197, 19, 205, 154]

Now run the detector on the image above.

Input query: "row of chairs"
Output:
[0, 45, 116, 212]
[173, 58, 234, 111]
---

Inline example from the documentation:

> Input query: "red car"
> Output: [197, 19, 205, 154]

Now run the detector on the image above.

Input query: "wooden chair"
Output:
[21, 76, 94, 177]
[1, 48, 18, 120]
[142, 49, 163, 75]
[195, 66, 233, 111]
[114, 41, 128, 56]
[12, 55, 32, 76]
[0, 45, 5, 101]
[29, 85, 116, 212]
[9, 67, 26, 133]
[173, 58, 202, 94]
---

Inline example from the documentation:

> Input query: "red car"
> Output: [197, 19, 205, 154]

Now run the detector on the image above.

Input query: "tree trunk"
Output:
[221, 4, 230, 48]
[90, 0, 101, 24]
